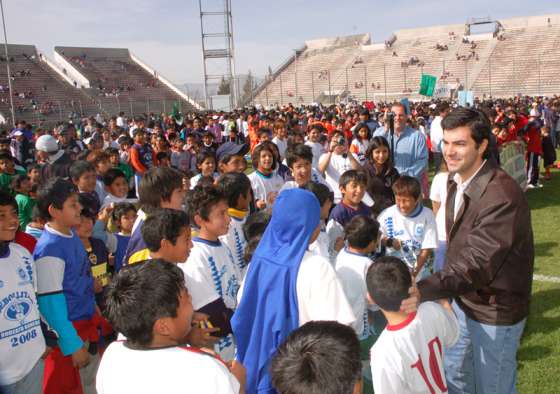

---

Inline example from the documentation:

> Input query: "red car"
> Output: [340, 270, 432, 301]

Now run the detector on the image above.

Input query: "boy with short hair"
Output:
[106, 147, 133, 185]
[110, 202, 136, 272]
[70, 160, 100, 215]
[305, 124, 326, 170]
[33, 177, 100, 394]
[367, 257, 458, 394]
[87, 150, 113, 203]
[180, 184, 241, 360]
[216, 142, 250, 174]
[280, 144, 329, 191]
[0, 191, 46, 394]
[101, 168, 137, 209]
[11, 174, 35, 229]
[270, 321, 362, 394]
[141, 208, 193, 263]
[129, 128, 156, 197]
[96, 261, 245, 394]
[124, 166, 185, 266]
[216, 172, 252, 272]
[327, 170, 371, 258]
[0, 151, 25, 194]
[378, 176, 437, 280]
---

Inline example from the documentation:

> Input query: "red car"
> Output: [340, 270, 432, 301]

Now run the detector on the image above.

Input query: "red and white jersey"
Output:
[96, 341, 240, 394]
[370, 302, 459, 394]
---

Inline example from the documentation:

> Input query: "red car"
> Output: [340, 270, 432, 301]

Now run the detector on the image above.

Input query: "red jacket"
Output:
[524, 125, 543, 155]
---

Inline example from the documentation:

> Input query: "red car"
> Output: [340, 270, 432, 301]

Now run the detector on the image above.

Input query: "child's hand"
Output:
[437, 298, 453, 313]
[227, 360, 247, 392]
[255, 200, 267, 210]
[72, 346, 90, 368]
[334, 237, 345, 252]
[98, 205, 114, 223]
[93, 278, 103, 294]
[187, 325, 220, 348]
[266, 192, 278, 207]
[392, 238, 401, 250]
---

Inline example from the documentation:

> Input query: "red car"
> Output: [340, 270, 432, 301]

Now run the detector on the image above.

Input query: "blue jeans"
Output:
[445, 301, 526, 394]
[0, 358, 44, 394]
[434, 240, 447, 272]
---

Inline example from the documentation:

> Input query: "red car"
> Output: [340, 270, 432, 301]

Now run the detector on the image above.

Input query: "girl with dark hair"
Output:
[363, 136, 399, 216]
[349, 122, 371, 165]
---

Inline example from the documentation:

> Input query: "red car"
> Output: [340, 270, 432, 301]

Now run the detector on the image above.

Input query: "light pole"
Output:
[0, 0, 15, 127]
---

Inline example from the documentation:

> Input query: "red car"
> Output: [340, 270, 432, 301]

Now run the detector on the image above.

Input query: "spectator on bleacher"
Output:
[373, 103, 428, 183]
[35, 134, 73, 183]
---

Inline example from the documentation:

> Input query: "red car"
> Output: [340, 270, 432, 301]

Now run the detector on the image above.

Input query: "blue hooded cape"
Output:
[231, 188, 320, 394]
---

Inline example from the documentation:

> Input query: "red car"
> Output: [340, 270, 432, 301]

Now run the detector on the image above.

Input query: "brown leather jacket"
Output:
[418, 161, 534, 325]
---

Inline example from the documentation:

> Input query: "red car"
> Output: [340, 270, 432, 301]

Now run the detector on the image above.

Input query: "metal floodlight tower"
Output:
[198, 0, 237, 110]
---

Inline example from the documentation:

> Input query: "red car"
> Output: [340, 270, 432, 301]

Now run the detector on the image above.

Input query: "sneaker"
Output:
[536, 183, 544, 188]
[526, 184, 536, 189]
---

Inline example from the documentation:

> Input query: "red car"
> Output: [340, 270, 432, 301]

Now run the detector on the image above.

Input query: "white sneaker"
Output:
[527, 184, 536, 189]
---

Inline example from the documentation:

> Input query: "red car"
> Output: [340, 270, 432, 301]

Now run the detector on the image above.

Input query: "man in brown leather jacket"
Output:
[414, 107, 534, 394]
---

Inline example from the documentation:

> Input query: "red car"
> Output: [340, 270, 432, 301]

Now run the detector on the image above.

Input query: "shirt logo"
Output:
[415, 224, 425, 237]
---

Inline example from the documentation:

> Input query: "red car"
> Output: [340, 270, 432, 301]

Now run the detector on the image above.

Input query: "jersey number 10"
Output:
[410, 337, 447, 394]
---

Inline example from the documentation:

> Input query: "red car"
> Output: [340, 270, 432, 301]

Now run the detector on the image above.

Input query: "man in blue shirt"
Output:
[373, 103, 428, 181]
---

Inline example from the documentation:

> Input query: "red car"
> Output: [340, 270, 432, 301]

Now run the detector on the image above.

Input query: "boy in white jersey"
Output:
[216, 173, 251, 273]
[302, 182, 334, 262]
[97, 260, 245, 394]
[336, 215, 380, 394]
[367, 257, 458, 394]
[0, 191, 46, 394]
[180, 185, 241, 361]
[378, 176, 437, 280]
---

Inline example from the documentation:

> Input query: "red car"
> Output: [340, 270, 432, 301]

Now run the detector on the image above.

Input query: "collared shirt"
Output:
[452, 160, 486, 221]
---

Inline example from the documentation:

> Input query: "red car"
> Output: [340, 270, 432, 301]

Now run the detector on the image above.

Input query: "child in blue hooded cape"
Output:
[232, 188, 355, 394]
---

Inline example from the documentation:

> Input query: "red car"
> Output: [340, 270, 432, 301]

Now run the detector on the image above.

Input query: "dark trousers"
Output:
[526, 152, 540, 185]
[432, 151, 443, 173]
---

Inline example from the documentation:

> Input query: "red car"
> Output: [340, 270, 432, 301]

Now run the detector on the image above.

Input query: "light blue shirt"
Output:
[373, 126, 428, 179]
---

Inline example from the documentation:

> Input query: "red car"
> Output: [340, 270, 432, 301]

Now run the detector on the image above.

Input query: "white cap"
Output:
[13, 130, 23, 137]
[35, 134, 59, 153]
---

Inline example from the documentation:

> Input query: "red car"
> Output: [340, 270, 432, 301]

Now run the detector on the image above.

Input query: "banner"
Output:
[499, 141, 527, 189]
[419, 74, 437, 97]
[433, 83, 452, 98]
[458, 91, 474, 107]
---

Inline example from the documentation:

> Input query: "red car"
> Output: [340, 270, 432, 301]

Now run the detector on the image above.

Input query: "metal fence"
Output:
[251, 53, 560, 106]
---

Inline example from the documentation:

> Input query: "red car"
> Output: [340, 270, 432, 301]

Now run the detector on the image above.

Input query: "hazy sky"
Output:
[4, 0, 560, 84]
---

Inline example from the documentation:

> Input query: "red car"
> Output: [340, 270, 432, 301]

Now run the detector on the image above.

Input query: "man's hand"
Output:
[334, 237, 345, 252]
[227, 360, 247, 393]
[255, 200, 267, 210]
[400, 285, 420, 314]
[71, 346, 90, 369]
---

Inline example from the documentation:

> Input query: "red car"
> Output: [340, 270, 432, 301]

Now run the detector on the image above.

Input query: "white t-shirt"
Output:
[0, 243, 46, 386]
[335, 248, 373, 339]
[429, 172, 449, 242]
[279, 169, 330, 194]
[247, 171, 285, 203]
[370, 302, 459, 394]
[350, 138, 369, 165]
[430, 116, 444, 153]
[296, 250, 356, 326]
[179, 238, 241, 360]
[272, 137, 288, 160]
[377, 205, 438, 270]
[319, 152, 358, 203]
[96, 341, 240, 394]
[219, 212, 248, 276]
[305, 141, 325, 170]
[308, 225, 330, 263]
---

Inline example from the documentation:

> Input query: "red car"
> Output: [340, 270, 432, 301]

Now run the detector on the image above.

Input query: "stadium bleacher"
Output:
[253, 14, 560, 105]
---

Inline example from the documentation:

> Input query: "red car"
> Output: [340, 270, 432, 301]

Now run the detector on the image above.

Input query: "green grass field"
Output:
[517, 161, 560, 393]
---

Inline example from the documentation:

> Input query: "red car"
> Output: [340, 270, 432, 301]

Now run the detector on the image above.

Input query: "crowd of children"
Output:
[0, 96, 552, 394]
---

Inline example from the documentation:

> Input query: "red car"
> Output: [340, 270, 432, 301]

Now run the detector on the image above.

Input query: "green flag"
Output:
[419, 74, 437, 97]
[170, 101, 183, 125]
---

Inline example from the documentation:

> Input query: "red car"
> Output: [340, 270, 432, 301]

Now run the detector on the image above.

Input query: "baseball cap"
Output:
[216, 142, 249, 163]
[35, 134, 59, 153]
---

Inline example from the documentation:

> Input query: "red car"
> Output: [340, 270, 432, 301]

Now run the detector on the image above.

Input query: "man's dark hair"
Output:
[285, 144, 313, 168]
[339, 169, 367, 189]
[142, 208, 190, 252]
[441, 107, 491, 159]
[216, 172, 251, 208]
[104, 260, 185, 347]
[0, 190, 17, 210]
[243, 209, 271, 241]
[392, 175, 421, 200]
[301, 182, 334, 207]
[69, 160, 95, 181]
[138, 167, 183, 214]
[270, 320, 361, 394]
[344, 216, 379, 249]
[366, 256, 411, 312]
[36, 177, 77, 220]
[184, 184, 226, 222]
[102, 168, 126, 186]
